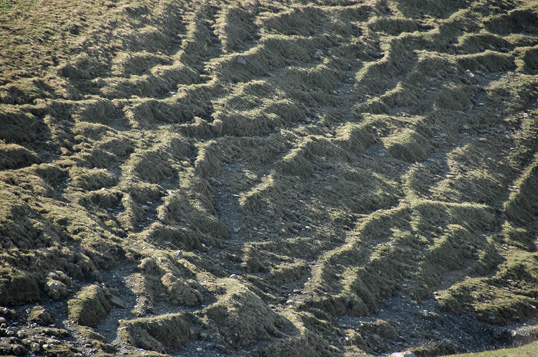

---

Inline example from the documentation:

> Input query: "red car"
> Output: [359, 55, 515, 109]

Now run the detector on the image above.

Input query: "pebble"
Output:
[0, 317, 6, 324]
[236, 56, 247, 65]
[372, 333, 383, 343]
[313, 49, 324, 59]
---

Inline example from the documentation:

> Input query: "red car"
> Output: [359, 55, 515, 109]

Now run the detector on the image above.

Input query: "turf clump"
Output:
[0, 143, 41, 170]
[27, 305, 54, 326]
[504, 156, 538, 225]
[203, 279, 288, 347]
[161, 273, 203, 306]
[67, 284, 112, 327]
[0, 267, 40, 306]
[119, 313, 196, 353]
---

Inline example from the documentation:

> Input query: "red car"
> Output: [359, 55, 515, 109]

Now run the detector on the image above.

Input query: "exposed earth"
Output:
[1, 0, 538, 356]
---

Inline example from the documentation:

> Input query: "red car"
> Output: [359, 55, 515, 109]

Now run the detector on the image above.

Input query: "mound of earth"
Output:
[1, 0, 538, 355]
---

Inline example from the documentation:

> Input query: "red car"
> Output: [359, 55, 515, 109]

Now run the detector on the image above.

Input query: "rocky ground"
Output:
[1, 0, 538, 356]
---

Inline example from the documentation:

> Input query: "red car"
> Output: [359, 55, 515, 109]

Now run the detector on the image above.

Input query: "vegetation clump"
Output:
[203, 279, 288, 347]
[67, 285, 112, 327]
[119, 313, 197, 353]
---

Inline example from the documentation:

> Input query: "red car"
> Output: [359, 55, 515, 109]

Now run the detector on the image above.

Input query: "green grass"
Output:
[451, 341, 538, 357]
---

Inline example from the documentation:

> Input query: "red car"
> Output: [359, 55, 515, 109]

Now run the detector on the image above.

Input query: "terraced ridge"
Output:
[1, 0, 538, 355]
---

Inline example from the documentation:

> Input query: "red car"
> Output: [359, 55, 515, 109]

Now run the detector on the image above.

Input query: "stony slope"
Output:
[1, 0, 538, 355]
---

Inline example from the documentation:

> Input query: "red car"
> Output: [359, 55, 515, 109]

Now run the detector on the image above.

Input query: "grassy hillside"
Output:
[1, 0, 538, 355]
[453, 341, 538, 357]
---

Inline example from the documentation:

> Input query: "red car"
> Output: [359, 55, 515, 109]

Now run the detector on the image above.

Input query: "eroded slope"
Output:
[1, 0, 538, 355]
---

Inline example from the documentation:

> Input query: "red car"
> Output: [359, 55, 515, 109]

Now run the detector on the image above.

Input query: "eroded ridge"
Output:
[1, 0, 538, 355]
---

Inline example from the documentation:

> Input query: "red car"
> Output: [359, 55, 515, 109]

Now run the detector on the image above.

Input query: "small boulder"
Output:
[109, 296, 126, 309]
[48, 271, 72, 286]
[46, 280, 69, 300]
[10, 344, 26, 356]
[390, 352, 416, 357]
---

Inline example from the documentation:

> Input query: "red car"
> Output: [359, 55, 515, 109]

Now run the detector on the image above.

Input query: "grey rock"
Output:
[47, 281, 64, 291]
[390, 352, 416, 357]
[46, 280, 68, 300]
[109, 295, 126, 309]
[371, 333, 383, 343]
[10, 344, 26, 356]
[48, 270, 71, 286]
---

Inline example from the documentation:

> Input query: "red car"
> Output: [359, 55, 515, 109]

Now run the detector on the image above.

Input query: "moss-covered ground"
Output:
[1, 0, 538, 355]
